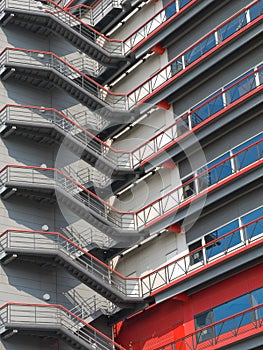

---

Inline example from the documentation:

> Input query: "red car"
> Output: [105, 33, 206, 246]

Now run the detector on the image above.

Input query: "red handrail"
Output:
[0, 47, 125, 95]
[0, 137, 262, 216]
[141, 215, 263, 280]
[0, 302, 126, 349]
[127, 0, 262, 97]
[157, 302, 263, 350]
[1, 0, 260, 102]
[0, 228, 136, 280]
[0, 65, 261, 160]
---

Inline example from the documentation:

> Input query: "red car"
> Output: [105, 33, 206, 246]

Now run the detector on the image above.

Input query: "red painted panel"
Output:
[115, 264, 263, 349]
[115, 300, 184, 349]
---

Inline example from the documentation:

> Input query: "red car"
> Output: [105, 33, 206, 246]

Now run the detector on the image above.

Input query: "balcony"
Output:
[0, 1, 261, 117]
[66, 0, 143, 33]
[0, 229, 145, 307]
[1, 215, 262, 317]
[140, 215, 263, 300]
[0, 64, 261, 179]
[0, 302, 125, 350]
[157, 303, 263, 350]
[0, 137, 262, 239]
[0, 0, 200, 70]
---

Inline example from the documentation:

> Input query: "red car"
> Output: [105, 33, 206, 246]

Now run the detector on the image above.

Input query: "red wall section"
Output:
[115, 263, 263, 349]
[115, 299, 184, 349]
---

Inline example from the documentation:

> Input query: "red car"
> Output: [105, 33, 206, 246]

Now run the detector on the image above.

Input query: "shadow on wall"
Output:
[1, 332, 64, 350]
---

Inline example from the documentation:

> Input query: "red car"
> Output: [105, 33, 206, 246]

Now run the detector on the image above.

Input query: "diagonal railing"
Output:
[140, 215, 263, 297]
[0, 229, 142, 298]
[0, 1, 261, 107]
[126, 0, 263, 108]
[65, 292, 117, 320]
[0, 0, 196, 57]
[0, 302, 126, 350]
[156, 303, 263, 350]
[0, 216, 262, 299]
[0, 64, 261, 171]
[63, 0, 123, 27]
[0, 138, 262, 232]
[61, 225, 115, 249]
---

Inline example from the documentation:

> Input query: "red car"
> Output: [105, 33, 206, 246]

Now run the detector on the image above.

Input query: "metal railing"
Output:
[66, 0, 122, 27]
[130, 64, 263, 166]
[0, 229, 141, 297]
[0, 0, 123, 55]
[62, 164, 111, 189]
[126, 0, 263, 108]
[65, 291, 117, 319]
[156, 303, 263, 350]
[0, 138, 262, 231]
[140, 215, 263, 297]
[0, 64, 261, 171]
[0, 1, 261, 109]
[0, 0, 196, 56]
[0, 302, 125, 350]
[0, 215, 262, 299]
[0, 48, 127, 109]
[61, 225, 115, 249]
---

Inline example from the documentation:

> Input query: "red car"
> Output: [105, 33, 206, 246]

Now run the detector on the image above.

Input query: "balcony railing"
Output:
[63, 0, 123, 27]
[0, 1, 261, 108]
[0, 229, 141, 297]
[0, 302, 125, 350]
[156, 303, 263, 350]
[0, 0, 196, 56]
[0, 215, 262, 299]
[140, 215, 263, 297]
[0, 64, 262, 170]
[65, 292, 117, 320]
[126, 0, 263, 108]
[0, 138, 262, 231]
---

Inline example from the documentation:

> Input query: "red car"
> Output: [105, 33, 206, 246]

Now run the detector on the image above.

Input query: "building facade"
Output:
[0, 0, 262, 349]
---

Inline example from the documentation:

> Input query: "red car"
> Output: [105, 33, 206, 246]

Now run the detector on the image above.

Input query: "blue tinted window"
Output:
[225, 71, 256, 104]
[190, 91, 223, 127]
[249, 0, 263, 21]
[185, 33, 216, 66]
[251, 287, 263, 306]
[213, 294, 251, 336]
[218, 13, 247, 41]
[233, 134, 263, 170]
[205, 220, 240, 259]
[178, 0, 192, 9]
[165, 2, 176, 19]
[206, 152, 232, 185]
[241, 207, 263, 240]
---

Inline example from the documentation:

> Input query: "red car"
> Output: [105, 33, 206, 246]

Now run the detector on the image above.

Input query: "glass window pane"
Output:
[189, 240, 203, 265]
[233, 134, 262, 170]
[225, 72, 256, 104]
[213, 294, 251, 336]
[218, 13, 247, 41]
[241, 207, 263, 240]
[190, 90, 223, 127]
[251, 287, 263, 306]
[171, 57, 183, 75]
[165, 2, 177, 19]
[249, 1, 263, 21]
[182, 176, 196, 198]
[205, 220, 240, 259]
[179, 0, 192, 9]
[206, 152, 232, 185]
[195, 310, 214, 342]
[259, 67, 263, 84]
